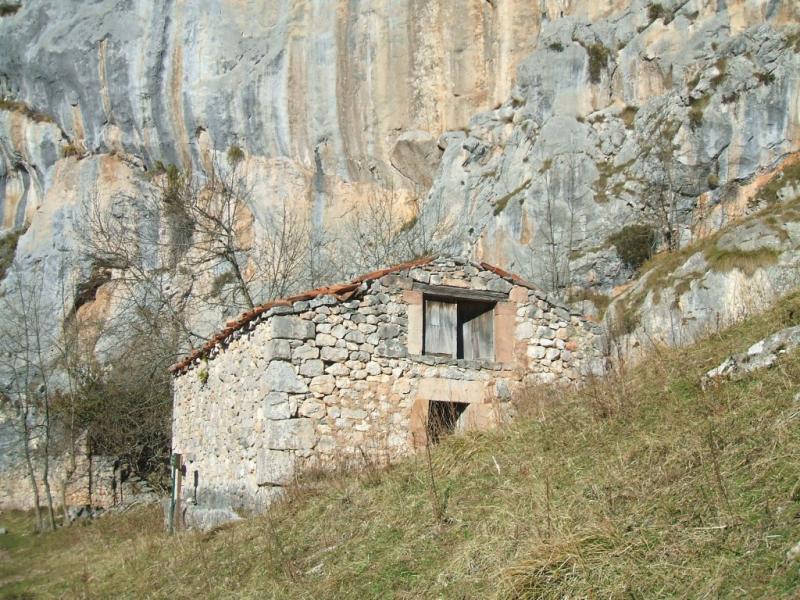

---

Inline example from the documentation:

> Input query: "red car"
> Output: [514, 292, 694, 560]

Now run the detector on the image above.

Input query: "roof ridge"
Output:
[169, 255, 537, 375]
[169, 256, 435, 374]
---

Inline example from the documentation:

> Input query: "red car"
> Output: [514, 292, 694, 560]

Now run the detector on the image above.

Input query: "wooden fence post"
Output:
[168, 453, 183, 533]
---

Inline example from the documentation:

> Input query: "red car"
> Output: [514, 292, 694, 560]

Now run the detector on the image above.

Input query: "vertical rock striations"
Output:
[0, 0, 797, 338]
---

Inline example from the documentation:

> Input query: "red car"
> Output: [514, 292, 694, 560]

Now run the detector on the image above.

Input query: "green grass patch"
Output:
[592, 158, 634, 204]
[620, 105, 638, 129]
[688, 94, 711, 128]
[60, 143, 81, 158]
[704, 245, 780, 275]
[3, 293, 800, 598]
[785, 31, 800, 53]
[709, 58, 728, 87]
[755, 71, 775, 86]
[754, 159, 800, 205]
[568, 287, 612, 319]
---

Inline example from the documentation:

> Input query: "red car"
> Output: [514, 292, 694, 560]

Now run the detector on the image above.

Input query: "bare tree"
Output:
[0, 262, 58, 530]
[528, 150, 580, 298]
[180, 150, 258, 310]
[251, 201, 311, 301]
[339, 189, 411, 275]
[337, 185, 451, 278]
[302, 224, 338, 291]
[639, 117, 682, 251]
[80, 166, 205, 353]
[51, 268, 86, 525]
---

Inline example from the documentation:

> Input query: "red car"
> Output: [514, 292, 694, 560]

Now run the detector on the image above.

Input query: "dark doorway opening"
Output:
[426, 401, 469, 444]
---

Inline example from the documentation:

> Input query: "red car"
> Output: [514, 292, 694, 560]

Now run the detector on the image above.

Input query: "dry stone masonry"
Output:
[171, 257, 605, 512]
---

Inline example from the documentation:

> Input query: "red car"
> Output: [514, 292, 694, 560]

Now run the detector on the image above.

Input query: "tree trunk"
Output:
[21, 423, 43, 531]
[226, 250, 254, 309]
[41, 399, 57, 530]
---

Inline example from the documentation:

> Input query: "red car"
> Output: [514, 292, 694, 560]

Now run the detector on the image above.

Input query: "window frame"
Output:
[420, 287, 501, 361]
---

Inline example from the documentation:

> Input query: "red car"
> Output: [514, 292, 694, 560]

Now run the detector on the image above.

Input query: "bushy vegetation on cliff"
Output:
[2, 294, 800, 599]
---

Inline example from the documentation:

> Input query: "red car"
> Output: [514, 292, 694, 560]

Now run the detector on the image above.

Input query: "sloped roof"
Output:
[169, 256, 535, 375]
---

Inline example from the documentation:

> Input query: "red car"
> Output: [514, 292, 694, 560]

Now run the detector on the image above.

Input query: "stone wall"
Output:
[0, 424, 123, 511]
[172, 257, 606, 511]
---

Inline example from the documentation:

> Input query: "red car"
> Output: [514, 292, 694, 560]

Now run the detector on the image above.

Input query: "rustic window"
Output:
[423, 296, 495, 360]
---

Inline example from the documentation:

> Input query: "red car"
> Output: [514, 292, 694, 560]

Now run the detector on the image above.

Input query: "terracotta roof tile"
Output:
[479, 262, 536, 289]
[169, 256, 438, 374]
[169, 255, 533, 375]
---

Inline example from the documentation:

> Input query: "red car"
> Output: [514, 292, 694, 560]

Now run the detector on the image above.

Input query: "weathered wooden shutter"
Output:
[462, 306, 494, 360]
[425, 299, 457, 357]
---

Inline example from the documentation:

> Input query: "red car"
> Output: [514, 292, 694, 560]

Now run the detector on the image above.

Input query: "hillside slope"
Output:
[2, 293, 799, 599]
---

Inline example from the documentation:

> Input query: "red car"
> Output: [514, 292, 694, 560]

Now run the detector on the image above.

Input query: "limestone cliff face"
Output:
[0, 0, 799, 342]
[0, 0, 555, 232]
[420, 0, 800, 290]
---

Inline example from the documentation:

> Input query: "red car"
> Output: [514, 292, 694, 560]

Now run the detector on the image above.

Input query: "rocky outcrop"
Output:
[2, 2, 797, 303]
[702, 325, 800, 387]
[0, 1, 797, 368]
[605, 171, 800, 354]
[0, 0, 554, 236]
[419, 1, 800, 290]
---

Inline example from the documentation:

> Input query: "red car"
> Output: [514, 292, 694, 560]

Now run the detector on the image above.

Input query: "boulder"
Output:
[702, 326, 800, 388]
[182, 505, 241, 532]
[390, 130, 443, 189]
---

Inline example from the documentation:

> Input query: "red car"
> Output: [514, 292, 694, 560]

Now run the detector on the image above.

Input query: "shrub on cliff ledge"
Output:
[647, 3, 674, 24]
[608, 224, 657, 271]
[587, 43, 610, 83]
[61, 143, 81, 158]
[0, 228, 23, 280]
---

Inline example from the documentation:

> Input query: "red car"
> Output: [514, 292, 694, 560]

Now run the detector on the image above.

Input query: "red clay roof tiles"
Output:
[169, 256, 532, 375]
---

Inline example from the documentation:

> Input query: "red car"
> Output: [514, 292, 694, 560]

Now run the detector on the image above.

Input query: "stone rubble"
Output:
[702, 325, 800, 388]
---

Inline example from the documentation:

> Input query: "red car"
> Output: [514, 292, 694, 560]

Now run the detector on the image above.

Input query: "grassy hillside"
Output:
[2, 294, 800, 599]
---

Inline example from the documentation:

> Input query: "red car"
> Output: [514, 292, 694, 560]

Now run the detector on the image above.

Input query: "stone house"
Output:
[170, 256, 605, 512]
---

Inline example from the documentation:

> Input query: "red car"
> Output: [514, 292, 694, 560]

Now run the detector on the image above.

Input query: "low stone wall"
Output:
[0, 437, 117, 511]
[172, 258, 606, 511]
[0, 414, 147, 512]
